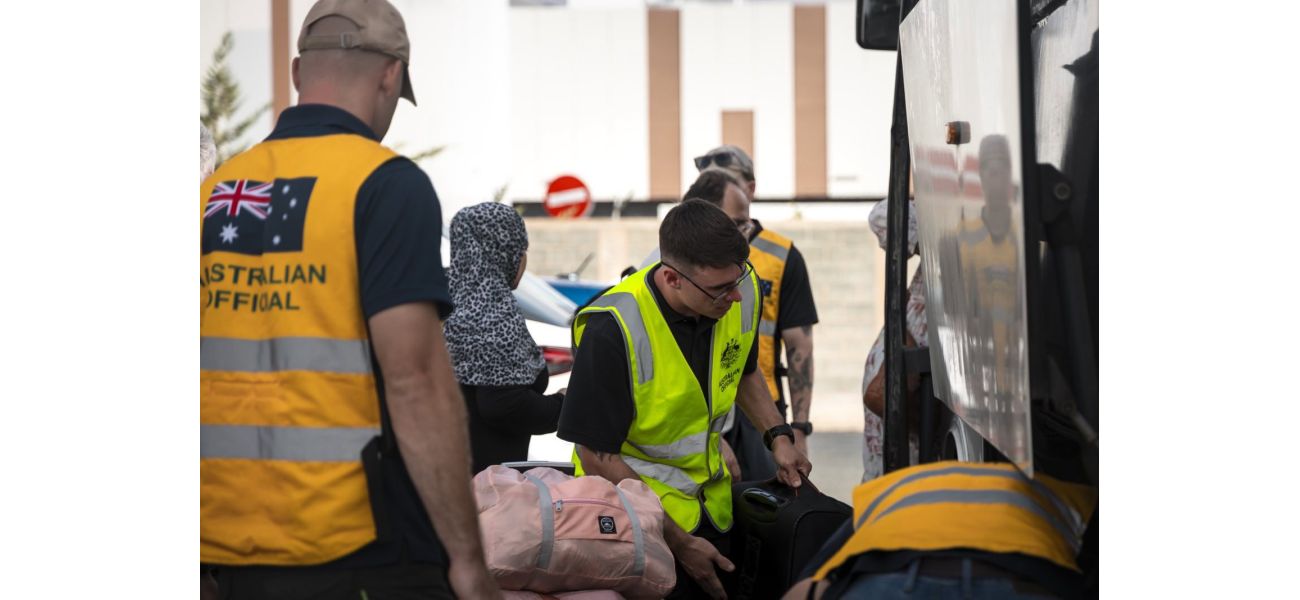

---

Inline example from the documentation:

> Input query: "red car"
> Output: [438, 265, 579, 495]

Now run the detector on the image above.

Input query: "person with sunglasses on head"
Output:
[558, 200, 813, 599]
[644, 146, 821, 484]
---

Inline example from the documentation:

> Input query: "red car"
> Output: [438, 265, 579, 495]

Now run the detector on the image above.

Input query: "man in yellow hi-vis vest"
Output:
[200, 1, 498, 598]
[692, 146, 820, 482]
[785, 460, 1096, 599]
[559, 200, 813, 599]
[961, 134, 1024, 409]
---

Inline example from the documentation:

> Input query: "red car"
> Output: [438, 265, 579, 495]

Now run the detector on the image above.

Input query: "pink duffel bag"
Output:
[474, 465, 676, 599]
[501, 591, 626, 600]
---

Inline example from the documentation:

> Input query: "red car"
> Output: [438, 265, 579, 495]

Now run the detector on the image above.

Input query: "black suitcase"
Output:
[728, 478, 852, 600]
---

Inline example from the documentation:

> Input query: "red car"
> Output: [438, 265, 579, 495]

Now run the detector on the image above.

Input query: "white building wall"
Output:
[384, 0, 512, 217]
[825, 0, 896, 198]
[680, 2, 795, 199]
[509, 6, 649, 203]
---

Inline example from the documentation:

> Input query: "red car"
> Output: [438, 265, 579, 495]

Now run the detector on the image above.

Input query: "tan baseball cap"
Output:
[298, 0, 417, 105]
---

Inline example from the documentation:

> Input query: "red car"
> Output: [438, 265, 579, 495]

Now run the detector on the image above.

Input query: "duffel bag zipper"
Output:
[554, 498, 624, 513]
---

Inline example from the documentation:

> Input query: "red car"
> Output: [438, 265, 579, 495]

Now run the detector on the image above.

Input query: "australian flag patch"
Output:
[202, 177, 316, 256]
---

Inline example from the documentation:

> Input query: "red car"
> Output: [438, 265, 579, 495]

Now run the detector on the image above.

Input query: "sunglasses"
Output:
[662, 261, 754, 305]
[693, 153, 752, 180]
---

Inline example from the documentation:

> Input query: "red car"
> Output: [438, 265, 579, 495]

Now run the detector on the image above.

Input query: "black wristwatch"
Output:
[790, 421, 814, 436]
[763, 424, 796, 451]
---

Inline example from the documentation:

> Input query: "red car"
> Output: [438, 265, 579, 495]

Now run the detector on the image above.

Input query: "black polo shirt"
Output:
[258, 104, 450, 567]
[557, 265, 759, 454]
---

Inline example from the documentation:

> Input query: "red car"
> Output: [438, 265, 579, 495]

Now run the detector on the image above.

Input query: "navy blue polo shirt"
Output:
[263, 104, 451, 568]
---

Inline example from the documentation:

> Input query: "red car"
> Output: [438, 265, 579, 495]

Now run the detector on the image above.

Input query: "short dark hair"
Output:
[682, 169, 743, 206]
[660, 199, 749, 270]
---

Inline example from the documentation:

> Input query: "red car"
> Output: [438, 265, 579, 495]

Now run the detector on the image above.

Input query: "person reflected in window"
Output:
[961, 134, 1023, 408]
[444, 202, 564, 473]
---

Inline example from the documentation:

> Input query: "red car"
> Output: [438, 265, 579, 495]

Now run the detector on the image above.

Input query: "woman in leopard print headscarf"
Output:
[444, 202, 564, 473]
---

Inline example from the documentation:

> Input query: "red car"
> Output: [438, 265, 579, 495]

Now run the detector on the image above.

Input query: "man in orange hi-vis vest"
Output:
[200, 1, 499, 598]
[692, 145, 820, 482]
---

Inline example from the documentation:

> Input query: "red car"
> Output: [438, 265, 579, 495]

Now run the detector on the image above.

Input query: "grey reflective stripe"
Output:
[758, 319, 777, 337]
[200, 424, 378, 462]
[1026, 479, 1086, 539]
[960, 227, 990, 245]
[201, 337, 372, 375]
[525, 474, 556, 569]
[583, 292, 654, 385]
[987, 306, 1018, 322]
[739, 272, 757, 335]
[983, 266, 1015, 280]
[751, 236, 790, 262]
[631, 430, 708, 460]
[711, 413, 729, 434]
[873, 489, 1080, 553]
[614, 486, 647, 577]
[624, 455, 701, 497]
[717, 405, 736, 435]
[858, 465, 1036, 529]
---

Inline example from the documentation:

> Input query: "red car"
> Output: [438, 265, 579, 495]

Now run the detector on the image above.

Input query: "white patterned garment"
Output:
[861, 199, 926, 482]
[861, 269, 927, 481]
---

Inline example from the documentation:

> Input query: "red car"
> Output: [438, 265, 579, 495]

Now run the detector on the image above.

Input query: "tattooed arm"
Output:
[783, 325, 814, 455]
[575, 444, 640, 485]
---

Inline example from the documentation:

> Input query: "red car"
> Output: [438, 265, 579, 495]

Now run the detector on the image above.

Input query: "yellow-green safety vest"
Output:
[571, 264, 760, 533]
[200, 133, 398, 566]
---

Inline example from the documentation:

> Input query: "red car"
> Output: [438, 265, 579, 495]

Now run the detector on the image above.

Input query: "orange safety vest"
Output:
[749, 228, 793, 402]
[200, 133, 398, 565]
[813, 461, 1096, 580]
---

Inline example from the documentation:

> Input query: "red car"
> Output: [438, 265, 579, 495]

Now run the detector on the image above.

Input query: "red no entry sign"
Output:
[544, 175, 592, 219]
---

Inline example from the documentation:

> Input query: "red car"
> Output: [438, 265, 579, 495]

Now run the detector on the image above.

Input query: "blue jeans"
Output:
[836, 560, 1059, 599]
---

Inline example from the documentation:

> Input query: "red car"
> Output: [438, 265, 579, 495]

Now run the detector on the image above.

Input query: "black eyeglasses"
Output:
[693, 153, 753, 180]
[662, 261, 753, 305]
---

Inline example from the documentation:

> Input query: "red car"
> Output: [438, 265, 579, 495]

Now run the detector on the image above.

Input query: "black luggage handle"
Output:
[741, 488, 782, 510]
[739, 473, 821, 511]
